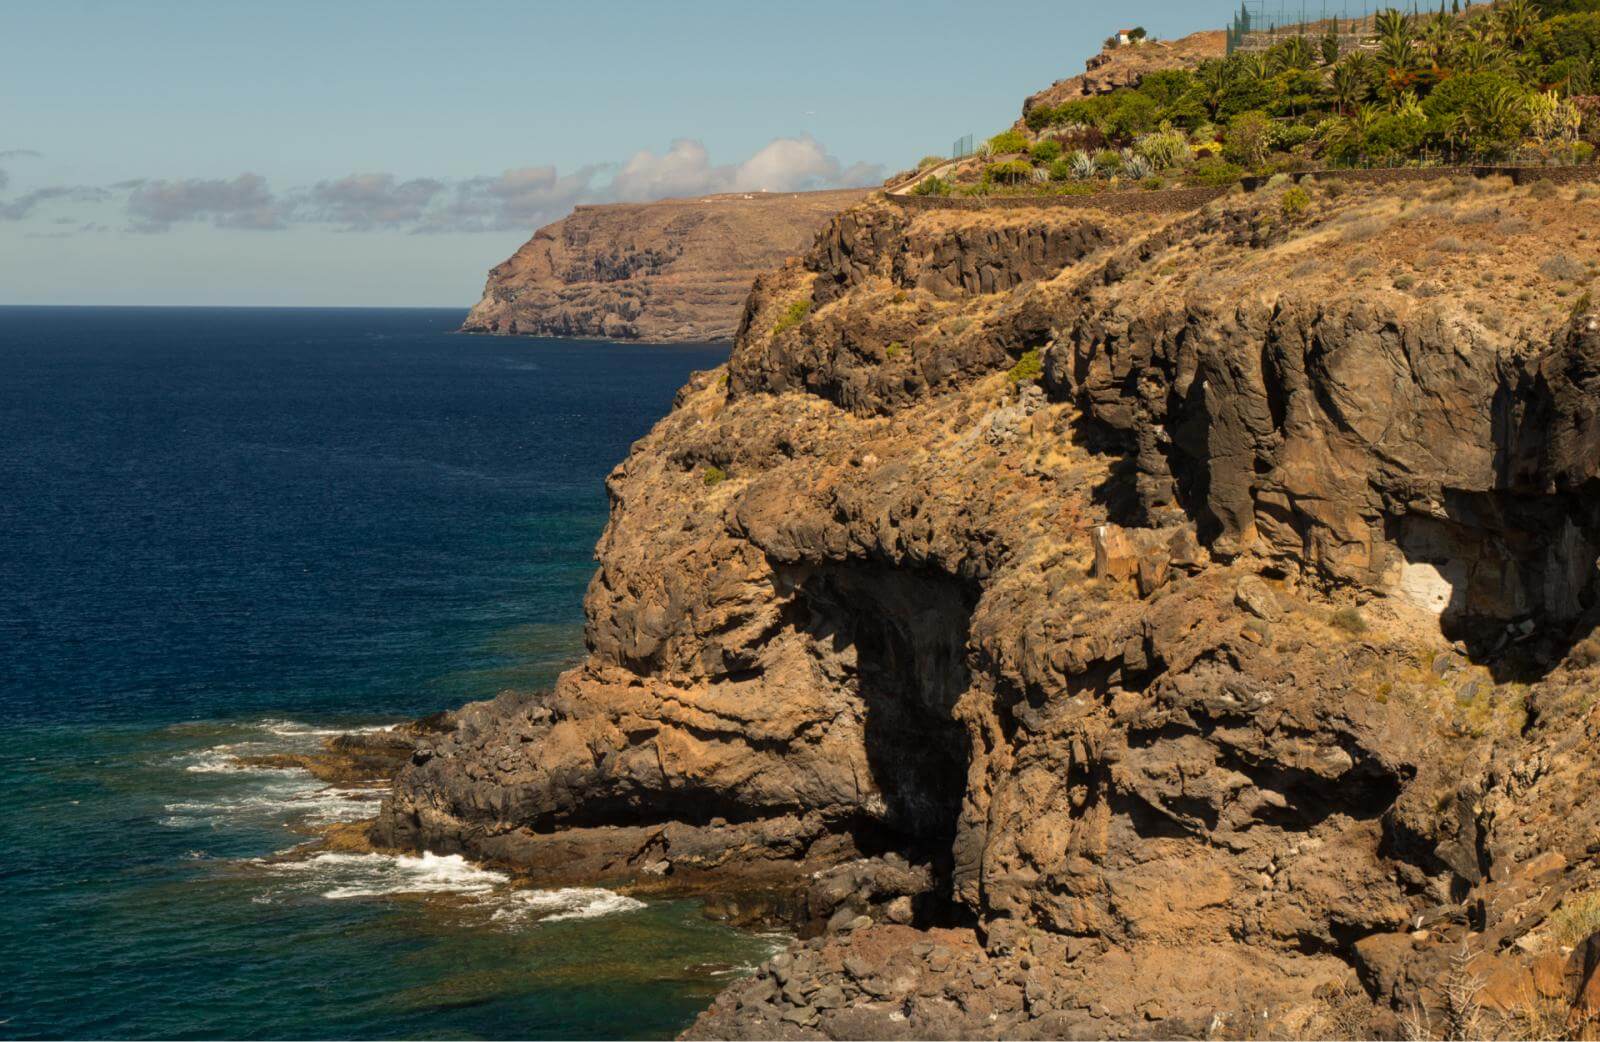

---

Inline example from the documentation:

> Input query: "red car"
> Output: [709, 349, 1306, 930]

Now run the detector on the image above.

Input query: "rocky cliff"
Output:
[1016, 29, 1226, 124]
[460, 189, 871, 343]
[382, 174, 1600, 1039]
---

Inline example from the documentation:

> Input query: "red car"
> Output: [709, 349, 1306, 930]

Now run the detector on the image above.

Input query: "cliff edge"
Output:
[460, 189, 871, 343]
[382, 173, 1600, 1038]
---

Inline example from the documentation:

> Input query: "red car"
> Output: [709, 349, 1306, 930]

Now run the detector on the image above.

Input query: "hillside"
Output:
[460, 189, 870, 343]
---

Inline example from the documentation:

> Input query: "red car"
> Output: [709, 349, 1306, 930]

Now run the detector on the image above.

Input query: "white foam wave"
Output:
[256, 852, 646, 923]
[178, 746, 289, 775]
[490, 887, 647, 925]
[263, 851, 509, 899]
[255, 718, 395, 739]
[161, 779, 380, 827]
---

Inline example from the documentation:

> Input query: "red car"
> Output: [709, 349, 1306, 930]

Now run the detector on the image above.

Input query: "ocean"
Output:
[0, 307, 778, 1040]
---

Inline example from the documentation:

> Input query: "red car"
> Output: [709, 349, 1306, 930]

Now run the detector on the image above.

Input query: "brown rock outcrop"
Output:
[381, 177, 1600, 1038]
[461, 189, 870, 343]
[1016, 29, 1226, 125]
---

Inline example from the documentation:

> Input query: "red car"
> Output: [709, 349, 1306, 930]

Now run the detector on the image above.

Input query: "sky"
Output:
[1, 0, 1220, 307]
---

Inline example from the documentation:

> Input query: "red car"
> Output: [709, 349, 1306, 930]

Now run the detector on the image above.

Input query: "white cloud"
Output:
[2, 136, 883, 236]
[610, 135, 882, 201]
[126, 173, 284, 231]
[300, 173, 446, 230]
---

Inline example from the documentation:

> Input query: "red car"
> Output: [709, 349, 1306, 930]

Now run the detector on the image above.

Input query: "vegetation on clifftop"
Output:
[936, 1, 1600, 198]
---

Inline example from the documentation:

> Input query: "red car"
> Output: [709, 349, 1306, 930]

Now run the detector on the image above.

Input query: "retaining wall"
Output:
[887, 164, 1600, 216]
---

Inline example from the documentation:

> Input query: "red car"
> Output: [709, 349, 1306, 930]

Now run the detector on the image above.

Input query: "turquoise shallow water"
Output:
[0, 307, 775, 1039]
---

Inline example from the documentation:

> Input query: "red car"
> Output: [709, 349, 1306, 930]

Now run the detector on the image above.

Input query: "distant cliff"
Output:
[460, 188, 871, 343]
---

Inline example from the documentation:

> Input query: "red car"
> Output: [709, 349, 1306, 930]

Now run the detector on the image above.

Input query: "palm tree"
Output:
[1196, 60, 1234, 118]
[1454, 38, 1504, 74]
[1374, 8, 1412, 46]
[1377, 34, 1419, 78]
[1497, 0, 1540, 51]
[1240, 52, 1274, 84]
[1321, 25, 1342, 66]
[1420, 12, 1456, 66]
[1376, 35, 1420, 104]
[1336, 103, 1383, 165]
[1331, 56, 1373, 113]
[1465, 87, 1529, 158]
[1272, 35, 1315, 73]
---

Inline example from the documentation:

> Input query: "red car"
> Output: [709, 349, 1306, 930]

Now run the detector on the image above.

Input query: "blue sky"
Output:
[2, 0, 1221, 307]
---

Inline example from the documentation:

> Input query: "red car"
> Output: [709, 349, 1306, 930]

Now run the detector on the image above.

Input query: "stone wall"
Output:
[891, 164, 1600, 218]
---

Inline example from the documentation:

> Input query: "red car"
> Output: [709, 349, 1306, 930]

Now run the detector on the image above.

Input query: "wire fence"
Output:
[952, 134, 975, 161]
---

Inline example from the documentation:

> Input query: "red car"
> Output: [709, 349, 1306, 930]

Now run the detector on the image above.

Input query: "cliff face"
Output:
[382, 177, 1600, 1039]
[460, 189, 870, 343]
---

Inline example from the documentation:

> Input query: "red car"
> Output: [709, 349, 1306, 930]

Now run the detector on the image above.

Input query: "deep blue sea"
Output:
[0, 307, 775, 1040]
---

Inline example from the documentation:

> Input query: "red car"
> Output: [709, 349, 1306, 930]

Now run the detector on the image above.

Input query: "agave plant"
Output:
[1069, 150, 1097, 179]
[1123, 153, 1155, 180]
[1030, 166, 1051, 185]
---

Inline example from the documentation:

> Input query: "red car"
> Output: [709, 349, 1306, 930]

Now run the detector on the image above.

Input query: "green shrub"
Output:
[1271, 122, 1317, 151]
[1029, 139, 1062, 163]
[987, 130, 1030, 155]
[1365, 110, 1429, 163]
[1142, 175, 1165, 190]
[1189, 157, 1246, 186]
[1007, 348, 1043, 385]
[1281, 185, 1311, 217]
[771, 299, 811, 336]
[1047, 158, 1074, 181]
[884, 341, 905, 360]
[1223, 111, 1273, 168]
[911, 174, 952, 197]
[702, 465, 727, 487]
[916, 155, 945, 171]
[1100, 91, 1160, 140]
[1330, 606, 1368, 634]
[984, 159, 1034, 185]
[1024, 105, 1056, 131]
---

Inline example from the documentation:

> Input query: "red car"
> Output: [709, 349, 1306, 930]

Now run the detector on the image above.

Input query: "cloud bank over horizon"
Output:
[0, 136, 884, 238]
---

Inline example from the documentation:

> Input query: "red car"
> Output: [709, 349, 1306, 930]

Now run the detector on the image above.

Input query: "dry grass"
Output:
[1549, 891, 1600, 949]
[1540, 253, 1586, 283]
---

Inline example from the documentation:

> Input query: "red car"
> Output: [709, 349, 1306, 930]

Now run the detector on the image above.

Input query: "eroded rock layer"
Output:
[461, 189, 871, 343]
[382, 177, 1600, 1039]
